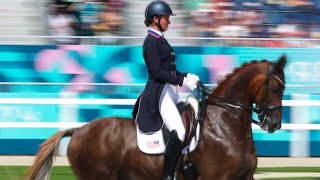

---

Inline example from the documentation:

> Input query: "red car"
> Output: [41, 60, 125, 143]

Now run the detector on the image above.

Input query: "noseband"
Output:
[196, 62, 285, 127]
[252, 62, 285, 126]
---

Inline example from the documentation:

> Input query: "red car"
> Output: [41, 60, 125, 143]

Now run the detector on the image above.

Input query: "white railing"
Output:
[1, 36, 320, 46]
[0, 83, 319, 130]
[0, 97, 318, 106]
[1, 35, 320, 41]
[0, 122, 320, 130]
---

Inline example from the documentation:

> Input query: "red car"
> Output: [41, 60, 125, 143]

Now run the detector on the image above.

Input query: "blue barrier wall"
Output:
[0, 45, 319, 156]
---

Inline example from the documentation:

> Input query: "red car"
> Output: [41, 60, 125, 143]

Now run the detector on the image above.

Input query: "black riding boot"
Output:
[162, 130, 183, 180]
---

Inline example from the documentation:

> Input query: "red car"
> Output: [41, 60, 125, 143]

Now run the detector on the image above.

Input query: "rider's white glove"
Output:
[183, 73, 200, 91]
[187, 73, 200, 82]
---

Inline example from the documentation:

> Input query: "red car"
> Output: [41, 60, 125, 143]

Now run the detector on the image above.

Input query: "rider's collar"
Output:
[148, 28, 163, 37]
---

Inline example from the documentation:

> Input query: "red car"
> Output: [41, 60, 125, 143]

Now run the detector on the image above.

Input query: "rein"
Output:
[196, 83, 261, 126]
[194, 61, 285, 128]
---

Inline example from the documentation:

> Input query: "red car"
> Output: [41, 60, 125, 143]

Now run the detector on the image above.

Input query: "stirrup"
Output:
[163, 175, 174, 180]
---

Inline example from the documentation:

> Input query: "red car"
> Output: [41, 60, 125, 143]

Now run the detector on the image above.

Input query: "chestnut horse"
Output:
[27, 55, 286, 180]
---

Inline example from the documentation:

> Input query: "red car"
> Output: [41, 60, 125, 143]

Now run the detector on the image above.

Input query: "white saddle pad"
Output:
[136, 124, 200, 155]
[136, 127, 166, 154]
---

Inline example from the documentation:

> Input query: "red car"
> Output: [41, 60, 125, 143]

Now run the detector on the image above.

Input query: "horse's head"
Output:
[251, 54, 287, 133]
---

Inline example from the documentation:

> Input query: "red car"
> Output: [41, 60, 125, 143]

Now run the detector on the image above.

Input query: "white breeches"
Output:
[159, 84, 186, 142]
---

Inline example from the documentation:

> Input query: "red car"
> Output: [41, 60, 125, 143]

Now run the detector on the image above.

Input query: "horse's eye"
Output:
[272, 85, 280, 93]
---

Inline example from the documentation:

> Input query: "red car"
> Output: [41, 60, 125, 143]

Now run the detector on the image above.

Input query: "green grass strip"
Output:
[260, 178, 318, 180]
[0, 166, 74, 175]
[0, 166, 319, 180]
[0, 166, 76, 180]
[256, 167, 320, 173]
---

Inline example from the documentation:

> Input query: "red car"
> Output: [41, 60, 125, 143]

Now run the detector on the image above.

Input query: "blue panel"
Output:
[0, 139, 45, 155]
[255, 141, 290, 156]
[310, 141, 320, 156]
[175, 47, 202, 54]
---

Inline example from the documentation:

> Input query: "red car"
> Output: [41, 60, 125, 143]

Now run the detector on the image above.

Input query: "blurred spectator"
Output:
[248, 24, 270, 38]
[47, 5, 79, 44]
[264, 0, 287, 5]
[67, 1, 104, 38]
[215, 17, 250, 38]
[106, 0, 125, 11]
[50, 0, 126, 45]
[46, 0, 320, 46]
[270, 17, 308, 47]
[309, 24, 320, 38]
[185, 9, 215, 37]
[272, 18, 307, 38]
[212, 0, 235, 11]
[241, 8, 268, 38]
[238, 0, 262, 9]
[287, 0, 313, 6]
[91, 0, 125, 44]
[182, 0, 208, 10]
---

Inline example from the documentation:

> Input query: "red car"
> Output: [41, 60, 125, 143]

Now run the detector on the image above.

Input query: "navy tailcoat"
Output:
[133, 30, 187, 134]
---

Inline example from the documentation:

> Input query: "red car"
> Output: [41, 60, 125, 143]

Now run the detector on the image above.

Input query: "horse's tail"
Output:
[27, 128, 75, 180]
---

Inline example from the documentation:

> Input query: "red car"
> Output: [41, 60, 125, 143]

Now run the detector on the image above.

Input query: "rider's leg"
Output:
[162, 130, 183, 180]
[160, 84, 186, 141]
[160, 84, 186, 180]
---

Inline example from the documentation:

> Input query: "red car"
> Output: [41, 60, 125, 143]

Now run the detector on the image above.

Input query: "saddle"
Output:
[136, 96, 201, 155]
[165, 96, 199, 145]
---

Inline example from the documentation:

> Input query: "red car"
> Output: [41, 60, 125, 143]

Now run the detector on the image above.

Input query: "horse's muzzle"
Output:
[262, 116, 281, 133]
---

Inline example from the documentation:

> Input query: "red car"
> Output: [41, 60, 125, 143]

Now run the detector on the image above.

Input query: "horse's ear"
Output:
[275, 53, 287, 70]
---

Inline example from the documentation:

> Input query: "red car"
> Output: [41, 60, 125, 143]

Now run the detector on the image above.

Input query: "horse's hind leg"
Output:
[68, 139, 119, 180]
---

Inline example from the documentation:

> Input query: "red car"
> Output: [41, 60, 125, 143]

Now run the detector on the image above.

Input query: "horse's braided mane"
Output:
[216, 59, 268, 86]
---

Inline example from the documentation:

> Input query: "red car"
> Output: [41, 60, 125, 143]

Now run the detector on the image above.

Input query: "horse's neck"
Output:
[213, 77, 252, 108]
[205, 72, 257, 137]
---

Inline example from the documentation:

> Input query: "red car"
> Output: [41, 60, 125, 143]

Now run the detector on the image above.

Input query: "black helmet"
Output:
[144, 1, 175, 29]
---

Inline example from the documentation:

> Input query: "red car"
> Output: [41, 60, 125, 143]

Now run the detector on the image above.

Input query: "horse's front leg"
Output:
[245, 172, 254, 180]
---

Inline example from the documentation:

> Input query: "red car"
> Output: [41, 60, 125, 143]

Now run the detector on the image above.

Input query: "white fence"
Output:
[0, 83, 319, 130]
[1, 35, 320, 47]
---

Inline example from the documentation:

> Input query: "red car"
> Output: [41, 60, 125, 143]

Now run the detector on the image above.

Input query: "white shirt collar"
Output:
[148, 28, 163, 37]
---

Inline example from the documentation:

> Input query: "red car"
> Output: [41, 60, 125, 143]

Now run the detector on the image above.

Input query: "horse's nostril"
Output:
[273, 123, 281, 130]
[271, 123, 280, 130]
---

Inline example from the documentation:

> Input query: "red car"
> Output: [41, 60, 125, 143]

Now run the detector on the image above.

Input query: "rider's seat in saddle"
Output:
[135, 96, 200, 155]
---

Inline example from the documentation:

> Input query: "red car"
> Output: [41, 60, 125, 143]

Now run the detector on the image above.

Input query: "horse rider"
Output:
[133, 1, 200, 179]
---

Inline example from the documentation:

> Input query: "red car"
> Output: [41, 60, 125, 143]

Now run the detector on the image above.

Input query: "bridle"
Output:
[252, 62, 285, 127]
[195, 61, 285, 127]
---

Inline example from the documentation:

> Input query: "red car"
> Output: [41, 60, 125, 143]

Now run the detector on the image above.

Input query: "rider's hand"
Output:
[183, 73, 200, 91]
[187, 73, 200, 82]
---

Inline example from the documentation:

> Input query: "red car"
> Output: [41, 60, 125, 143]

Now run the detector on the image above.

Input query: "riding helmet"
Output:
[144, 1, 175, 27]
